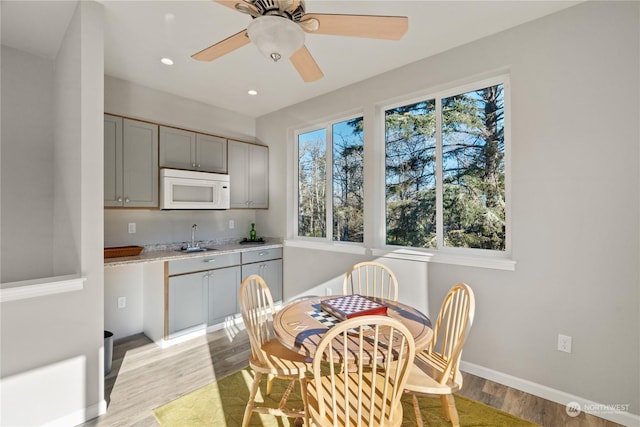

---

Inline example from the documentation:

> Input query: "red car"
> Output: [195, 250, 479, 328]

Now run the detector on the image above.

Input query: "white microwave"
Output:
[160, 168, 230, 210]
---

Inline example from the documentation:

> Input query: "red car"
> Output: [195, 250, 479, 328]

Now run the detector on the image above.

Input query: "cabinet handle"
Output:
[197, 164, 201, 168]
[192, 163, 196, 167]
[117, 197, 123, 202]
[124, 197, 130, 203]
[205, 259, 216, 263]
[259, 252, 266, 256]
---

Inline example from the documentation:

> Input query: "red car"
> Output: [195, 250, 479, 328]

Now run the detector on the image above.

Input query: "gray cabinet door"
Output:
[242, 259, 282, 303]
[196, 134, 227, 173]
[104, 115, 123, 207]
[228, 140, 269, 208]
[208, 266, 241, 325]
[168, 272, 208, 337]
[123, 119, 159, 207]
[228, 140, 249, 208]
[159, 126, 196, 170]
[248, 144, 269, 208]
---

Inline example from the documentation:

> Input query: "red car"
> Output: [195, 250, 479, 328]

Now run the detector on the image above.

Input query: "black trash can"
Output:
[104, 330, 114, 376]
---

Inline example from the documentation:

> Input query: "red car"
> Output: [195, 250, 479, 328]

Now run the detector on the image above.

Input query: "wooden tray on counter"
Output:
[104, 246, 144, 258]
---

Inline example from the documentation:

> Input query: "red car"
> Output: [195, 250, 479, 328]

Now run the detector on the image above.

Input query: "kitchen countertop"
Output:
[104, 238, 283, 267]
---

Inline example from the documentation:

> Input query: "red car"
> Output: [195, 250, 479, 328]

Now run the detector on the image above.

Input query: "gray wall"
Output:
[257, 1, 639, 417]
[0, 2, 105, 425]
[0, 46, 55, 282]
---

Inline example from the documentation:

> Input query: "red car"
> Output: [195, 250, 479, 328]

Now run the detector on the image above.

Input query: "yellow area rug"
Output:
[153, 368, 539, 426]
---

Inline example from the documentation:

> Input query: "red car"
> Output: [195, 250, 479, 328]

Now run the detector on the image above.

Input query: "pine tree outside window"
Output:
[296, 116, 364, 243]
[385, 77, 508, 252]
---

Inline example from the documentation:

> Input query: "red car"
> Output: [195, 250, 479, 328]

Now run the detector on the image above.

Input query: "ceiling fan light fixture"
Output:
[247, 15, 304, 62]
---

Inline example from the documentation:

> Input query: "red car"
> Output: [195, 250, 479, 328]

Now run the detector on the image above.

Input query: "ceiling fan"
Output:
[192, 0, 408, 82]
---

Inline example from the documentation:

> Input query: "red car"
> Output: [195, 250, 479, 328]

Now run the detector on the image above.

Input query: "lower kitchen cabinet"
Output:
[162, 247, 282, 340]
[166, 253, 241, 338]
[168, 271, 208, 336]
[208, 266, 241, 325]
[241, 248, 283, 302]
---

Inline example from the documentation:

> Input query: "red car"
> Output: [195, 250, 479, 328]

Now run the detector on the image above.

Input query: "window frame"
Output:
[288, 74, 514, 269]
[293, 113, 366, 248]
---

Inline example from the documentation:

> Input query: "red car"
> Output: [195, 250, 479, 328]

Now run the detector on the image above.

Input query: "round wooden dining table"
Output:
[273, 296, 433, 361]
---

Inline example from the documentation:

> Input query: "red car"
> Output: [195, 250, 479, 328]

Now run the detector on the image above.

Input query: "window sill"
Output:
[0, 275, 86, 303]
[284, 240, 516, 270]
[371, 247, 516, 271]
[284, 239, 367, 255]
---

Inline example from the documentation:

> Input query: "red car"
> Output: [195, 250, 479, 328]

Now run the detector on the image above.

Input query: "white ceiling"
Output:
[2, 0, 581, 118]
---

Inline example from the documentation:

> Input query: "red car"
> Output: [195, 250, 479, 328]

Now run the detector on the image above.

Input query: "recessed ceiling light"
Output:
[161, 57, 174, 65]
[248, 90, 258, 96]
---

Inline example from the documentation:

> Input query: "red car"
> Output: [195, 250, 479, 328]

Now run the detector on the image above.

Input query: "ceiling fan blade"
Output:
[302, 14, 408, 40]
[290, 45, 323, 82]
[214, 0, 240, 11]
[214, 0, 258, 16]
[191, 30, 250, 62]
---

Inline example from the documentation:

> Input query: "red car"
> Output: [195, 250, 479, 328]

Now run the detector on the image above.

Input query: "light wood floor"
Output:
[81, 328, 623, 427]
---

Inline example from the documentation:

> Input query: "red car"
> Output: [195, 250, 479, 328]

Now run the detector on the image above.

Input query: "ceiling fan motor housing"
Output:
[251, 0, 305, 21]
[253, 0, 279, 15]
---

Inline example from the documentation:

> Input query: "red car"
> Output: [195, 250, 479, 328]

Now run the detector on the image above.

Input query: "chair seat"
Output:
[403, 351, 462, 395]
[307, 371, 404, 427]
[249, 339, 311, 377]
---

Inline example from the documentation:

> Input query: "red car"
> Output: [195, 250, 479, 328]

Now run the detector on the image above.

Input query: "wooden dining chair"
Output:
[238, 274, 310, 427]
[402, 283, 475, 427]
[343, 261, 399, 301]
[306, 315, 416, 427]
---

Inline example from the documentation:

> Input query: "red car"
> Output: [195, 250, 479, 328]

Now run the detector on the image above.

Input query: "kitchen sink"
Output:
[176, 247, 218, 253]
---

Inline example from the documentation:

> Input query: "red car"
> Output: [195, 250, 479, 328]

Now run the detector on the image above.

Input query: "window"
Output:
[297, 116, 364, 243]
[385, 79, 507, 252]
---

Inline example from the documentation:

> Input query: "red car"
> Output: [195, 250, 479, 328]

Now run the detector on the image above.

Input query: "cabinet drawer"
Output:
[168, 252, 240, 276]
[241, 247, 282, 264]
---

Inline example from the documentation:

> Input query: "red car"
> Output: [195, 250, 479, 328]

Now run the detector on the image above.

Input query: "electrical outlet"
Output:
[557, 334, 572, 353]
[118, 296, 126, 309]
[325, 288, 332, 296]
[229, 220, 235, 229]
[128, 223, 136, 234]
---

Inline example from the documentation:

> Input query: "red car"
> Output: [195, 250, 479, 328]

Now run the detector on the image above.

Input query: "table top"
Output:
[273, 296, 433, 360]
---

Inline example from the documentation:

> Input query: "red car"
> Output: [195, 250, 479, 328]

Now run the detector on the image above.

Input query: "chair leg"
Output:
[299, 377, 310, 427]
[442, 394, 460, 427]
[266, 374, 274, 395]
[242, 371, 262, 427]
[278, 379, 296, 410]
[412, 394, 424, 427]
[440, 394, 450, 420]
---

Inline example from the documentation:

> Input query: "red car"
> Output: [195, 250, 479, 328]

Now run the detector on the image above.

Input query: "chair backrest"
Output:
[312, 315, 415, 427]
[342, 261, 399, 301]
[238, 274, 276, 366]
[428, 283, 475, 385]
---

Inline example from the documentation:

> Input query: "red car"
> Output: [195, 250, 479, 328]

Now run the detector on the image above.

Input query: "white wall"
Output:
[104, 75, 255, 142]
[257, 1, 639, 420]
[0, 2, 106, 425]
[0, 46, 55, 282]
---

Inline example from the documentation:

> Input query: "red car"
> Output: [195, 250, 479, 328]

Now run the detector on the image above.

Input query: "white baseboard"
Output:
[460, 361, 640, 427]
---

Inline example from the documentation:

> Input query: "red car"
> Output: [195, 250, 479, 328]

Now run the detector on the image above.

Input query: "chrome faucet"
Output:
[189, 224, 198, 249]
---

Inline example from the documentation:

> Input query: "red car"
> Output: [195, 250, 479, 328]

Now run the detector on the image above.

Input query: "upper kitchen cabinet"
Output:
[159, 126, 227, 173]
[104, 115, 159, 208]
[228, 140, 269, 209]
